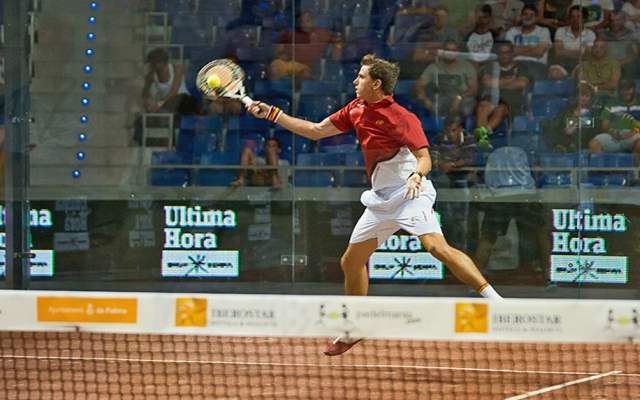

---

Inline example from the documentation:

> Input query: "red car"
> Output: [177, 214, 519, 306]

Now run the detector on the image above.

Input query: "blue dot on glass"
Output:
[82, 82, 90, 90]
[77, 152, 85, 160]
[78, 133, 87, 141]
[86, 49, 93, 56]
[84, 65, 92, 73]
[90, 2, 98, 9]
[72, 170, 82, 178]
[89, 16, 96, 24]
[80, 116, 88, 124]
[82, 98, 89, 106]
[87, 32, 95, 40]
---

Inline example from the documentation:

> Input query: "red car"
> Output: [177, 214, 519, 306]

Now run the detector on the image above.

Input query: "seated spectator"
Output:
[230, 138, 289, 189]
[464, 4, 498, 66]
[429, 113, 479, 188]
[412, 5, 458, 66]
[573, 36, 621, 104]
[266, 11, 342, 82]
[429, 113, 480, 253]
[541, 81, 603, 152]
[536, 0, 571, 36]
[505, 4, 553, 81]
[570, 0, 613, 32]
[414, 40, 478, 117]
[484, 0, 524, 37]
[548, 5, 596, 80]
[474, 41, 531, 149]
[589, 79, 640, 163]
[602, 11, 640, 80]
[134, 48, 200, 145]
[622, 0, 640, 31]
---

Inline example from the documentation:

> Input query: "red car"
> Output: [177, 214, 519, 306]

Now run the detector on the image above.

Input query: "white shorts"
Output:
[593, 132, 640, 153]
[349, 179, 443, 246]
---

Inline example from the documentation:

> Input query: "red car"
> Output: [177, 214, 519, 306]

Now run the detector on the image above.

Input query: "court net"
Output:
[0, 291, 639, 399]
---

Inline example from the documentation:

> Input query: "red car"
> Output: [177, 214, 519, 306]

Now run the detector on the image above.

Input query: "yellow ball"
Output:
[206, 74, 221, 88]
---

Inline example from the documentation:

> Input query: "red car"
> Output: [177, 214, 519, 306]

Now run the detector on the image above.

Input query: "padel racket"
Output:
[196, 59, 253, 106]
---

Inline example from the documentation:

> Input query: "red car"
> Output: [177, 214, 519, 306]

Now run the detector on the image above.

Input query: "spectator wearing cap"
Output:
[589, 79, 640, 164]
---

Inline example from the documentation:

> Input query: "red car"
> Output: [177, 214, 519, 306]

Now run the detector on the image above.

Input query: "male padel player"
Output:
[246, 54, 504, 356]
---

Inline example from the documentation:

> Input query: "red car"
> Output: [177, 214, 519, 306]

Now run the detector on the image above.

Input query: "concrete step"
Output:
[31, 92, 130, 113]
[31, 112, 133, 147]
[32, 59, 140, 79]
[30, 146, 141, 166]
[30, 77, 144, 95]
[40, 0, 154, 14]
[35, 13, 144, 45]
[31, 165, 139, 186]
[32, 44, 146, 62]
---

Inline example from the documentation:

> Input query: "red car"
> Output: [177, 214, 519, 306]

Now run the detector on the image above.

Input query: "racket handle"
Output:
[241, 96, 253, 106]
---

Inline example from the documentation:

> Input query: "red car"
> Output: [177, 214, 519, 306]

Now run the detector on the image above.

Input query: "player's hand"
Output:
[404, 174, 423, 200]
[247, 101, 269, 119]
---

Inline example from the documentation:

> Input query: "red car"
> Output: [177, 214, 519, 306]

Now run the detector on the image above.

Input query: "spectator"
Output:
[602, 11, 640, 80]
[429, 113, 479, 188]
[505, 4, 553, 81]
[474, 42, 531, 149]
[621, 0, 640, 31]
[548, 5, 596, 80]
[536, 0, 571, 35]
[134, 48, 200, 145]
[414, 40, 478, 117]
[588, 79, 640, 163]
[266, 10, 343, 82]
[541, 81, 603, 152]
[412, 5, 458, 66]
[429, 113, 480, 254]
[484, 0, 525, 37]
[464, 4, 498, 66]
[573, 36, 621, 104]
[570, 0, 614, 32]
[229, 138, 290, 189]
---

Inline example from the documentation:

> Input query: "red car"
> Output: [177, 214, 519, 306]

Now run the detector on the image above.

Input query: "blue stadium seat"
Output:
[225, 116, 269, 155]
[149, 151, 192, 186]
[318, 131, 358, 153]
[253, 79, 295, 101]
[194, 151, 237, 186]
[530, 97, 569, 118]
[177, 116, 223, 157]
[294, 152, 342, 187]
[532, 79, 576, 97]
[343, 152, 368, 187]
[297, 95, 341, 121]
[538, 152, 579, 187]
[273, 128, 312, 164]
[588, 153, 634, 187]
[300, 79, 344, 97]
[420, 116, 444, 143]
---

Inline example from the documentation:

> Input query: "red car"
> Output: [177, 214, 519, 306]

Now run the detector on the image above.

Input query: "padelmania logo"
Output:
[455, 303, 488, 333]
[175, 297, 208, 327]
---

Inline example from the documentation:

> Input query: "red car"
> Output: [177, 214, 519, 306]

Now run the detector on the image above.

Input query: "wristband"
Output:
[409, 170, 423, 180]
[266, 105, 283, 123]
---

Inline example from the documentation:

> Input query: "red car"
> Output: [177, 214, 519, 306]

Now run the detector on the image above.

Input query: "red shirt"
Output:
[329, 96, 429, 178]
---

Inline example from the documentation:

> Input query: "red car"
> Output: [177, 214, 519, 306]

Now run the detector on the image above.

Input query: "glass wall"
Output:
[2, 0, 639, 299]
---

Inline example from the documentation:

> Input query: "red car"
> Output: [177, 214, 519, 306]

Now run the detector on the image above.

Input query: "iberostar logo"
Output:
[175, 297, 207, 327]
[455, 303, 488, 333]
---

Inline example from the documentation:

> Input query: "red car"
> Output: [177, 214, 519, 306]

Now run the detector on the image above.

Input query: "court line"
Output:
[2, 354, 636, 377]
[503, 370, 622, 400]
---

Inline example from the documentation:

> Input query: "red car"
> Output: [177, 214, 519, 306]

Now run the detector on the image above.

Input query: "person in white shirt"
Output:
[505, 4, 552, 80]
[549, 5, 596, 79]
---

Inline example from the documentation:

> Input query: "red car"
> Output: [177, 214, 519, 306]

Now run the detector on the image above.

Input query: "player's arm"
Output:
[405, 147, 432, 200]
[246, 101, 342, 140]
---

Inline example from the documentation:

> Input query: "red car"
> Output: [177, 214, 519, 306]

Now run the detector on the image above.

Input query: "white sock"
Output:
[479, 284, 504, 300]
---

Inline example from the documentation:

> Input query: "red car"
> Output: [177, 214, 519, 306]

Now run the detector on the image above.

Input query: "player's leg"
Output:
[419, 232, 503, 299]
[340, 239, 379, 296]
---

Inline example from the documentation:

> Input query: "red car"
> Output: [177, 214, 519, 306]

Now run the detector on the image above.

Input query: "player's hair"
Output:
[360, 54, 400, 95]
[146, 48, 169, 65]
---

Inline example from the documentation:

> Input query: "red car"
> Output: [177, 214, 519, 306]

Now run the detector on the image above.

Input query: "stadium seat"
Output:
[318, 131, 358, 153]
[343, 152, 368, 187]
[538, 152, 579, 187]
[273, 128, 313, 164]
[177, 116, 223, 157]
[294, 152, 341, 187]
[532, 79, 576, 97]
[588, 153, 634, 187]
[420, 116, 444, 143]
[149, 151, 192, 186]
[529, 97, 569, 118]
[297, 95, 341, 121]
[194, 151, 237, 186]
